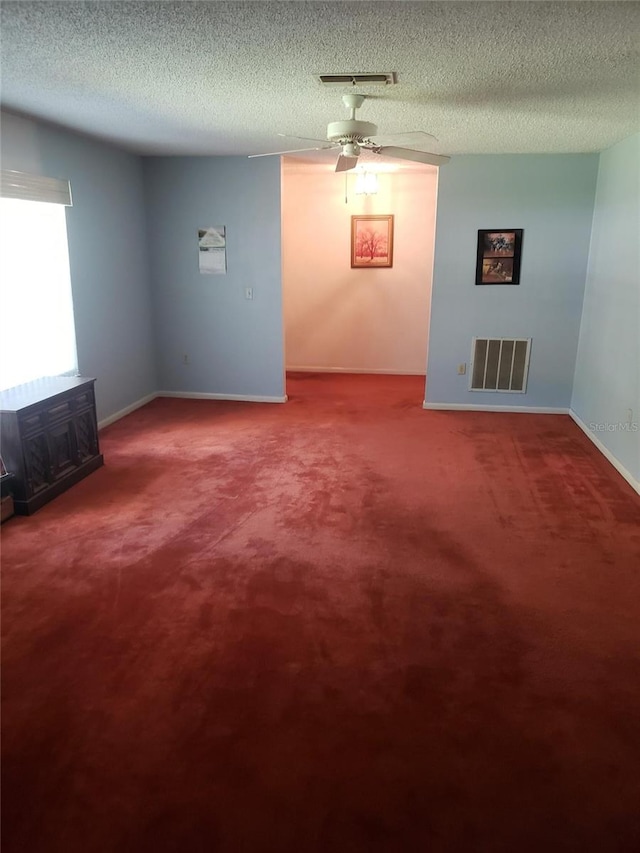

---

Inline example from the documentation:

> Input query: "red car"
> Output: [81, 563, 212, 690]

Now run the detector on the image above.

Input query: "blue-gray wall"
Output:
[143, 156, 285, 399]
[426, 155, 599, 409]
[1, 111, 157, 422]
[3, 111, 636, 487]
[572, 133, 640, 483]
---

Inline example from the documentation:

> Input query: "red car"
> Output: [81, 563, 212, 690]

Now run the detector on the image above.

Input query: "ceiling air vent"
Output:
[318, 72, 397, 86]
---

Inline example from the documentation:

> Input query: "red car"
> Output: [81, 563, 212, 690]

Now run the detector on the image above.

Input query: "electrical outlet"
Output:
[457, 363, 466, 375]
[245, 287, 254, 300]
[182, 354, 189, 365]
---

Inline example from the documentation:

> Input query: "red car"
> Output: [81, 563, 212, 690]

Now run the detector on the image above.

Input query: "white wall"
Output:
[282, 164, 437, 374]
[571, 133, 640, 487]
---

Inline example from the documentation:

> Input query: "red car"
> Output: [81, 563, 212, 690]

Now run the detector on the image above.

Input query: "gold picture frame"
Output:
[351, 215, 394, 268]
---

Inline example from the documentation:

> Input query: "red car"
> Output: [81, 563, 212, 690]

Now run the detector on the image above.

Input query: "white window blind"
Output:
[1, 169, 72, 206]
[0, 170, 77, 391]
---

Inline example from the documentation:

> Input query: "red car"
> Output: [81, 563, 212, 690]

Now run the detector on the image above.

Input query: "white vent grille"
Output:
[470, 338, 531, 393]
[318, 72, 397, 86]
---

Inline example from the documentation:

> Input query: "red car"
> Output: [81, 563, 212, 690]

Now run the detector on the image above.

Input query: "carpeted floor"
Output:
[2, 372, 640, 852]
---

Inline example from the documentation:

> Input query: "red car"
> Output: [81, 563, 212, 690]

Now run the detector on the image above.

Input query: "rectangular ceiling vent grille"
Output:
[318, 72, 397, 86]
[470, 338, 532, 393]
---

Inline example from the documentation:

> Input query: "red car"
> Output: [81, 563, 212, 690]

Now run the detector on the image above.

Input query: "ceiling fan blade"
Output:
[248, 146, 331, 159]
[335, 155, 359, 173]
[376, 146, 451, 167]
[368, 130, 440, 147]
[278, 133, 335, 146]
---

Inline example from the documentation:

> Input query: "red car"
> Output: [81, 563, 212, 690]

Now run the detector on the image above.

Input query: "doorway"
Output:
[281, 157, 438, 399]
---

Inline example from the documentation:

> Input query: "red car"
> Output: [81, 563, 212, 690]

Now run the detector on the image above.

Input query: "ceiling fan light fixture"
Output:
[354, 171, 378, 195]
[342, 141, 360, 158]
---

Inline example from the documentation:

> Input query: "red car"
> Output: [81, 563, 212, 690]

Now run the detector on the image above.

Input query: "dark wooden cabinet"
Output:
[0, 376, 104, 515]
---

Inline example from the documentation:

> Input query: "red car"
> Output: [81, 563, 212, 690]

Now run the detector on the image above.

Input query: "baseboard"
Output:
[422, 402, 569, 414]
[287, 366, 426, 376]
[569, 409, 640, 495]
[419, 402, 638, 493]
[158, 391, 288, 404]
[98, 389, 288, 429]
[98, 393, 157, 429]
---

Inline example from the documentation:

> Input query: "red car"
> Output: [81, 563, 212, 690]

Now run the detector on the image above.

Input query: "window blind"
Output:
[1, 169, 72, 206]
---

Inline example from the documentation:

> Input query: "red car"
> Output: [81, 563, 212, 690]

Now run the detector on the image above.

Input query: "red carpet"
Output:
[2, 373, 640, 852]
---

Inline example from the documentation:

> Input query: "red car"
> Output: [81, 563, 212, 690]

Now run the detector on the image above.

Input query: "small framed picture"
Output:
[351, 215, 394, 268]
[198, 226, 227, 274]
[475, 229, 523, 285]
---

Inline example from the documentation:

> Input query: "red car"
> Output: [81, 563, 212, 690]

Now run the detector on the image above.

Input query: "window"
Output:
[0, 171, 77, 391]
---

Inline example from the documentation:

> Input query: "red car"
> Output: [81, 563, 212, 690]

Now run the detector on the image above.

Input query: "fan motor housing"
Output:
[327, 119, 378, 142]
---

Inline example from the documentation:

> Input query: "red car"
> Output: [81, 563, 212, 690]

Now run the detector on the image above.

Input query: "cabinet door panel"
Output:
[75, 410, 98, 463]
[48, 421, 77, 481]
[24, 432, 51, 495]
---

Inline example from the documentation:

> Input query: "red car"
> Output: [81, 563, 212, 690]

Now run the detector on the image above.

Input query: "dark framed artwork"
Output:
[351, 215, 394, 268]
[475, 229, 523, 285]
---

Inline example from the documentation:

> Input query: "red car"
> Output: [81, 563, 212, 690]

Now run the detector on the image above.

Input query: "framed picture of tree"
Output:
[351, 215, 394, 268]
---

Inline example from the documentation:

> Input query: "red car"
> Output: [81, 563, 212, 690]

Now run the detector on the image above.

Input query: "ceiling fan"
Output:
[249, 93, 450, 172]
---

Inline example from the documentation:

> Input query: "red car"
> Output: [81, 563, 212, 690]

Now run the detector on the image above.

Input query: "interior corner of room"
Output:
[1, 107, 637, 493]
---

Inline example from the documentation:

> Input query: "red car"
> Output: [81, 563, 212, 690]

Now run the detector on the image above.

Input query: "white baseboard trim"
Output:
[158, 391, 288, 404]
[98, 393, 157, 430]
[287, 366, 426, 376]
[569, 409, 640, 495]
[422, 402, 569, 414]
[98, 390, 287, 429]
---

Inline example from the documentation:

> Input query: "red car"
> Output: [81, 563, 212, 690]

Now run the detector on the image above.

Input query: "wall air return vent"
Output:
[318, 72, 397, 86]
[470, 338, 531, 393]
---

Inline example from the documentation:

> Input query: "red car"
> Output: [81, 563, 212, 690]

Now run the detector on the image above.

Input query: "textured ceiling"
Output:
[1, 1, 639, 157]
